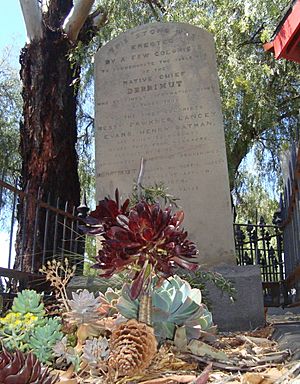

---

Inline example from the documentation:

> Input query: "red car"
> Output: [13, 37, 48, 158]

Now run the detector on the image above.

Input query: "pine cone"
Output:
[0, 348, 57, 384]
[108, 319, 157, 379]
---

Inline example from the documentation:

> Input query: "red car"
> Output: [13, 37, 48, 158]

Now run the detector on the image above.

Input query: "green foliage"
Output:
[131, 182, 179, 207]
[29, 317, 63, 364]
[117, 275, 215, 342]
[11, 289, 45, 317]
[0, 290, 63, 364]
[0, 48, 22, 226]
[0, 48, 21, 177]
[234, 169, 279, 223]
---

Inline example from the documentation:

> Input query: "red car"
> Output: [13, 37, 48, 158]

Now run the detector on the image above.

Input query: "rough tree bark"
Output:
[16, 0, 104, 272]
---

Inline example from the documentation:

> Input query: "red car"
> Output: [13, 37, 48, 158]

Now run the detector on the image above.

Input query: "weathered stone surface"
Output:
[66, 275, 123, 297]
[94, 22, 235, 267]
[206, 265, 265, 331]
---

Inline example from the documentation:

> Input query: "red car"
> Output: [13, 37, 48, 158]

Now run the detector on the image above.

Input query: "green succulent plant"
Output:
[117, 275, 215, 342]
[11, 289, 45, 317]
[0, 290, 63, 364]
[29, 317, 64, 364]
[67, 289, 101, 325]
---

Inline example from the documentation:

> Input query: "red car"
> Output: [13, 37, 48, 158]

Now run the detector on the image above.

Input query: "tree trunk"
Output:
[16, 22, 81, 272]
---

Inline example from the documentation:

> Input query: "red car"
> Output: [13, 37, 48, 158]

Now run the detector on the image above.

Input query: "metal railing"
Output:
[0, 175, 88, 281]
[234, 218, 284, 282]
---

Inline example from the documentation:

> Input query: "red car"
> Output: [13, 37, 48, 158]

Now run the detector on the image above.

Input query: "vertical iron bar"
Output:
[32, 187, 41, 272]
[42, 193, 51, 266]
[70, 205, 76, 254]
[277, 230, 284, 280]
[265, 234, 270, 280]
[8, 179, 17, 269]
[74, 220, 79, 255]
[61, 201, 68, 259]
[20, 183, 29, 271]
[260, 225, 267, 280]
[53, 197, 60, 257]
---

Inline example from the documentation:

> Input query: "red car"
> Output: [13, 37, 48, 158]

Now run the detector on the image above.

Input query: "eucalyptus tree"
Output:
[17, 0, 109, 271]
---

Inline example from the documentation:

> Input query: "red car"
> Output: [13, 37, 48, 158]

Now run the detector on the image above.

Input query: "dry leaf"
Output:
[240, 336, 275, 348]
[57, 380, 78, 384]
[139, 375, 197, 383]
[77, 323, 100, 344]
[174, 327, 188, 351]
[188, 340, 229, 361]
[248, 326, 274, 339]
[242, 372, 273, 384]
[193, 363, 212, 384]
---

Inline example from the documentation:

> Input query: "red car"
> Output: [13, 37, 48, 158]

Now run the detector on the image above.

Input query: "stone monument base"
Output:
[67, 265, 265, 332]
[206, 265, 265, 331]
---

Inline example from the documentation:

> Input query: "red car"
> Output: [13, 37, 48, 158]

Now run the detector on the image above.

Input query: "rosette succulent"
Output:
[67, 289, 101, 325]
[82, 337, 110, 375]
[117, 275, 215, 342]
[29, 317, 64, 364]
[0, 348, 57, 383]
[84, 189, 199, 299]
[11, 289, 45, 317]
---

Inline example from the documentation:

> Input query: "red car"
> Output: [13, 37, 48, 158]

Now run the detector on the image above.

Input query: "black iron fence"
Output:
[0, 175, 88, 283]
[234, 218, 284, 282]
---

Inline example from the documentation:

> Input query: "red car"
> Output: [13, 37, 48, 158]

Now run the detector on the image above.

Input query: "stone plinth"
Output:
[207, 265, 265, 331]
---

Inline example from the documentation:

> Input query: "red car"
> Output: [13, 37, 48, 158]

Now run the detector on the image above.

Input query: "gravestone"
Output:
[94, 22, 235, 267]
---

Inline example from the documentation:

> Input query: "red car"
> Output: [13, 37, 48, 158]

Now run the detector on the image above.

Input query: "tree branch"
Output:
[237, 23, 265, 48]
[90, 7, 108, 28]
[19, 0, 43, 43]
[63, 0, 96, 42]
[144, 0, 167, 19]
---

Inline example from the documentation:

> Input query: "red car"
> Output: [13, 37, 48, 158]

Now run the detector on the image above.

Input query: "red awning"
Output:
[264, 0, 300, 63]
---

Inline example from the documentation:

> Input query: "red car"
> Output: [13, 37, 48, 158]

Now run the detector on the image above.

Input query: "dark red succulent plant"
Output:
[84, 189, 199, 299]
[0, 348, 57, 384]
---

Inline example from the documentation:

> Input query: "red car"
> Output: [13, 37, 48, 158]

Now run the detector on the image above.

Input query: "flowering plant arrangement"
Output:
[84, 189, 199, 299]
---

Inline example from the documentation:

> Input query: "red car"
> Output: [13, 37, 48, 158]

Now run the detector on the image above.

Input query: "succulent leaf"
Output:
[82, 337, 109, 367]
[116, 275, 214, 342]
[29, 317, 63, 364]
[0, 348, 57, 383]
[53, 336, 80, 370]
[11, 290, 45, 317]
[67, 289, 100, 325]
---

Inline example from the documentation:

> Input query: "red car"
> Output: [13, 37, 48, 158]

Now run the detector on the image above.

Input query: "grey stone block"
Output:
[66, 275, 123, 298]
[206, 265, 265, 332]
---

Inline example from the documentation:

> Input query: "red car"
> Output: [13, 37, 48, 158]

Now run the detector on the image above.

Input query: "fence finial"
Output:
[77, 192, 89, 218]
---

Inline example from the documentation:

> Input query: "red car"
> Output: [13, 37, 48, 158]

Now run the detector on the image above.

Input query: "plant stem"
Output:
[138, 294, 152, 325]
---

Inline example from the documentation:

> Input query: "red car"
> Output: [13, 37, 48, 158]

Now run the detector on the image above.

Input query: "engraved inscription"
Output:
[95, 22, 235, 266]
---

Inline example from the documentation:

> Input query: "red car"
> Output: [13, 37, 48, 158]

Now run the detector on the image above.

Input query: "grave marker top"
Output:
[95, 22, 235, 266]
